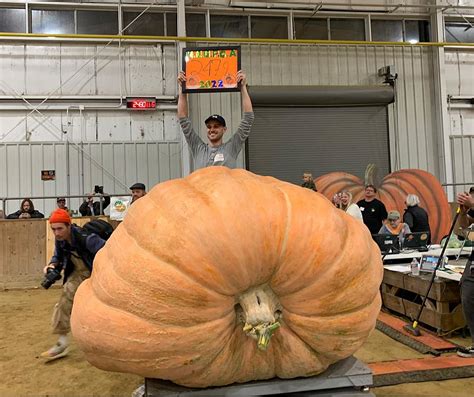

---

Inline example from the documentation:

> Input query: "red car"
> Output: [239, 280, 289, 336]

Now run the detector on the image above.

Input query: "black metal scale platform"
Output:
[137, 356, 373, 396]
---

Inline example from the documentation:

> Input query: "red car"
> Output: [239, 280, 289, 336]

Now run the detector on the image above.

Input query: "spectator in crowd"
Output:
[7, 198, 44, 219]
[177, 70, 254, 169]
[379, 210, 411, 241]
[301, 172, 317, 191]
[130, 183, 147, 205]
[357, 185, 388, 235]
[56, 197, 68, 211]
[79, 189, 110, 216]
[333, 190, 363, 221]
[403, 194, 431, 244]
[41, 209, 105, 361]
[456, 188, 474, 358]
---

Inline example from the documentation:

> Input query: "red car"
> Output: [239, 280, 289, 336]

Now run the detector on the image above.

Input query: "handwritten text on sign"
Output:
[183, 46, 241, 93]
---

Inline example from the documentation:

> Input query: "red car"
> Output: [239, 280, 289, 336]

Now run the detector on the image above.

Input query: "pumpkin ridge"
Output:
[273, 320, 328, 374]
[276, 211, 352, 300]
[272, 186, 292, 280]
[92, 266, 237, 326]
[182, 171, 284, 292]
[94, 233, 234, 314]
[120, 215, 241, 298]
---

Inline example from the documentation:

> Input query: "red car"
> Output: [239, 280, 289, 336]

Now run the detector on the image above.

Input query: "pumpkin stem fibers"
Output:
[238, 285, 282, 351]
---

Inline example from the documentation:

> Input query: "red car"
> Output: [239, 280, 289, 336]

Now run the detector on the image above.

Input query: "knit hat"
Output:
[49, 208, 71, 224]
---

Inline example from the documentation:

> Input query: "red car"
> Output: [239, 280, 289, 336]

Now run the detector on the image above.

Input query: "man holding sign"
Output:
[177, 70, 254, 169]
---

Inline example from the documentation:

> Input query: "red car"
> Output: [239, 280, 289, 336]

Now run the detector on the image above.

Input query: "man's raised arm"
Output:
[238, 70, 253, 113]
[177, 71, 188, 118]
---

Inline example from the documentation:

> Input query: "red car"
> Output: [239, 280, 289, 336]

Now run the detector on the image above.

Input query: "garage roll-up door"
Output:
[247, 106, 390, 185]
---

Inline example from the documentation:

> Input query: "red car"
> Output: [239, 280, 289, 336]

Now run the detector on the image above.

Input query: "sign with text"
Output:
[41, 170, 55, 181]
[182, 46, 241, 93]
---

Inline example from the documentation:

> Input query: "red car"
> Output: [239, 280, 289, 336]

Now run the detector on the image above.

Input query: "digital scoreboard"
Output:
[126, 97, 157, 110]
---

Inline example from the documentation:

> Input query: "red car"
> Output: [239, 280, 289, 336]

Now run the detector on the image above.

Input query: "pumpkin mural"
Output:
[315, 165, 451, 243]
[71, 167, 382, 388]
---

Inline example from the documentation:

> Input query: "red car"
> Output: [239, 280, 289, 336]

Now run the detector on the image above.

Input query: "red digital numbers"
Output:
[126, 98, 156, 110]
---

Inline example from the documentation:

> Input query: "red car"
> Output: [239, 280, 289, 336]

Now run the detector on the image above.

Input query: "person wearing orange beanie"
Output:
[41, 209, 107, 361]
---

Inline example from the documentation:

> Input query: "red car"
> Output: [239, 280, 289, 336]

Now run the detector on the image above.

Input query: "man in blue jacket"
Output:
[41, 209, 106, 361]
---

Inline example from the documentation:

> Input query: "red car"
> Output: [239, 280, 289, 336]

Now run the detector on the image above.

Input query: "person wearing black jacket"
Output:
[41, 208, 106, 361]
[357, 184, 388, 235]
[403, 194, 431, 244]
[79, 190, 110, 216]
[7, 198, 44, 219]
[456, 188, 474, 358]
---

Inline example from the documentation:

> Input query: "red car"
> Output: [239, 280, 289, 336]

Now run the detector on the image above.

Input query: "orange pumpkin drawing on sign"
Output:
[183, 46, 241, 92]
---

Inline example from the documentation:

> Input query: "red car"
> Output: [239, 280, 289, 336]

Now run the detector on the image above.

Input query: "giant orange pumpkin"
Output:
[315, 165, 451, 243]
[71, 167, 382, 388]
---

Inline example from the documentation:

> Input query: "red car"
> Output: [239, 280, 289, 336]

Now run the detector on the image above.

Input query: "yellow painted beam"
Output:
[0, 32, 473, 47]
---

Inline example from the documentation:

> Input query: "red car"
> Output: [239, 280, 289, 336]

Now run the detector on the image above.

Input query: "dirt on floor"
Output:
[0, 288, 142, 396]
[1, 288, 474, 396]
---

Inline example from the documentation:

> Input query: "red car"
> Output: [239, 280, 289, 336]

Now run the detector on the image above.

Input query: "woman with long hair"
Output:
[7, 198, 44, 219]
[334, 190, 363, 221]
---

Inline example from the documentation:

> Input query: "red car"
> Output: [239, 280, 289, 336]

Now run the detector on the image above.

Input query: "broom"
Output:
[403, 207, 461, 336]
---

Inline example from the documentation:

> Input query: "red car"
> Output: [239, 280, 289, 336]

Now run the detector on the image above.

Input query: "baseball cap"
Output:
[205, 114, 226, 127]
[129, 183, 146, 191]
[387, 210, 400, 220]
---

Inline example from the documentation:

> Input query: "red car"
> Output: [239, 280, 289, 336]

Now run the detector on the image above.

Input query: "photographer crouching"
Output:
[41, 209, 106, 360]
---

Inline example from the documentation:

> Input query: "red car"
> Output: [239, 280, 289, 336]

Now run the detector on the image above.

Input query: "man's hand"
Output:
[457, 192, 474, 212]
[43, 263, 57, 274]
[237, 70, 247, 88]
[177, 71, 186, 92]
[19, 212, 31, 219]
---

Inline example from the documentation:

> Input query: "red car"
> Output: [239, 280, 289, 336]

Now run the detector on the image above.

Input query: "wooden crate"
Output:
[381, 269, 465, 334]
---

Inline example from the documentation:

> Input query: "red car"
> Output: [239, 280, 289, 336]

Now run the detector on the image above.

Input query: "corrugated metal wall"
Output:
[1, 40, 472, 197]
[0, 43, 177, 96]
[450, 135, 474, 191]
[0, 141, 182, 216]
[445, 49, 474, 192]
[190, 43, 438, 176]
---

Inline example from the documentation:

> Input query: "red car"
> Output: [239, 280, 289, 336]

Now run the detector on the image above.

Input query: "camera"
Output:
[94, 185, 104, 194]
[41, 266, 62, 289]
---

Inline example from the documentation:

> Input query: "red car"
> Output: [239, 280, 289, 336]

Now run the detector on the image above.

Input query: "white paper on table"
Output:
[384, 264, 411, 273]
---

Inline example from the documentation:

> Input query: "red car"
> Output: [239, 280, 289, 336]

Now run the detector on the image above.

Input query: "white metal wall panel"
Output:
[163, 45, 179, 95]
[96, 46, 124, 96]
[0, 141, 182, 216]
[130, 111, 164, 141]
[25, 45, 61, 95]
[449, 110, 474, 136]
[60, 45, 96, 95]
[0, 112, 27, 142]
[27, 112, 64, 141]
[451, 135, 474, 193]
[0, 110, 180, 143]
[126, 45, 164, 95]
[445, 51, 474, 97]
[0, 45, 25, 96]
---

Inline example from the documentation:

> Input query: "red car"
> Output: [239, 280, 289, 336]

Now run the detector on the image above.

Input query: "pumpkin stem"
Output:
[237, 285, 282, 351]
[364, 164, 377, 187]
